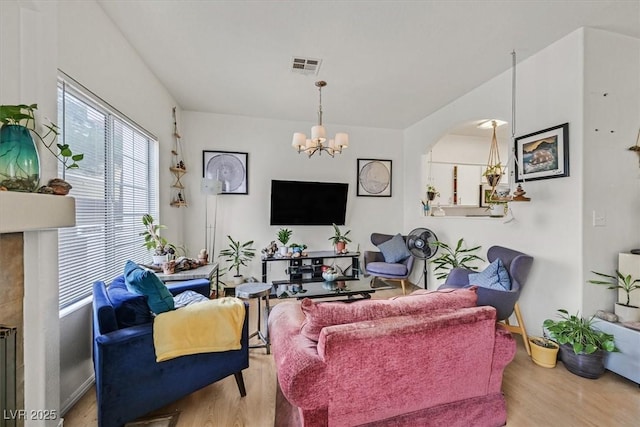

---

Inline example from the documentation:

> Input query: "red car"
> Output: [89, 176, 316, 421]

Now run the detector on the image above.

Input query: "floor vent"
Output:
[291, 57, 322, 75]
[1, 326, 17, 427]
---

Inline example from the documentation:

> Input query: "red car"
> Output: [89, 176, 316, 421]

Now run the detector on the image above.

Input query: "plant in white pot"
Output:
[140, 214, 176, 265]
[218, 236, 256, 285]
[277, 228, 292, 256]
[588, 270, 640, 322]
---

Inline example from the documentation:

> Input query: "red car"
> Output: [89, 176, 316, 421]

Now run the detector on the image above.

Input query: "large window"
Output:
[57, 76, 159, 310]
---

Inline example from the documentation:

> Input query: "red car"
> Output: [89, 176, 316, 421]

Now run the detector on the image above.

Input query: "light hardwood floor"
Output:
[63, 284, 640, 427]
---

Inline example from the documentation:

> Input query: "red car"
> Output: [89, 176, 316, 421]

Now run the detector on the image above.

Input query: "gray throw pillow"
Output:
[377, 233, 411, 263]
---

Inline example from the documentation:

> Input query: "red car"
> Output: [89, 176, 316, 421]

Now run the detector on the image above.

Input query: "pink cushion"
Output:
[300, 287, 478, 341]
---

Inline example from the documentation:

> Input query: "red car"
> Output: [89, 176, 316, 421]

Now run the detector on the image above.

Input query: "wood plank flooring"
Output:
[63, 284, 640, 427]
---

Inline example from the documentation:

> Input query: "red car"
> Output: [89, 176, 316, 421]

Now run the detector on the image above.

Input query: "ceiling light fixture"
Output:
[292, 81, 348, 158]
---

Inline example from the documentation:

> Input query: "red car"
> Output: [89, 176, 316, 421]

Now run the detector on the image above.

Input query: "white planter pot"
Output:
[614, 303, 640, 322]
[232, 275, 245, 285]
[279, 246, 289, 256]
[152, 254, 169, 265]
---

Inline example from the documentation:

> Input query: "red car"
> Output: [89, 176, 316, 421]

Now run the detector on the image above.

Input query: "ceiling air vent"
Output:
[291, 57, 322, 75]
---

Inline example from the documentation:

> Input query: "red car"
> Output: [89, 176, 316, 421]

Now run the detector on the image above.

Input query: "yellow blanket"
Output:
[153, 297, 245, 362]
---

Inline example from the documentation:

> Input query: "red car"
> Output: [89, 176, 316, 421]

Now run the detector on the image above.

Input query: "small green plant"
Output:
[289, 243, 307, 251]
[430, 238, 484, 281]
[218, 236, 256, 277]
[530, 336, 558, 349]
[543, 309, 617, 355]
[329, 223, 352, 245]
[588, 270, 640, 307]
[140, 214, 176, 256]
[277, 228, 293, 246]
[483, 163, 503, 177]
[426, 184, 439, 197]
[0, 104, 83, 170]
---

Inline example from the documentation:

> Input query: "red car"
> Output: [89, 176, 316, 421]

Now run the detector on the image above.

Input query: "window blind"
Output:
[57, 78, 159, 310]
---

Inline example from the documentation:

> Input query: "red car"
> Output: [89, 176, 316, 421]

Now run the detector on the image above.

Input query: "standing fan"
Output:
[406, 228, 439, 289]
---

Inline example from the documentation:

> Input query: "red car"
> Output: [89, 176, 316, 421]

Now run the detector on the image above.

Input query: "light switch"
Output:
[592, 210, 606, 227]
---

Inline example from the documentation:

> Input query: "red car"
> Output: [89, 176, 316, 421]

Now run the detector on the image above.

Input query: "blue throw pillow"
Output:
[468, 259, 512, 291]
[107, 276, 153, 328]
[124, 260, 175, 314]
[377, 233, 411, 263]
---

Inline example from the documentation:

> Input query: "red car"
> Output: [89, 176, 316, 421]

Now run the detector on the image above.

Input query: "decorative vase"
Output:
[322, 271, 339, 282]
[558, 344, 607, 379]
[486, 174, 501, 187]
[279, 246, 289, 256]
[152, 254, 169, 265]
[427, 191, 436, 201]
[0, 125, 40, 192]
[162, 260, 176, 274]
[335, 241, 346, 253]
[529, 337, 559, 368]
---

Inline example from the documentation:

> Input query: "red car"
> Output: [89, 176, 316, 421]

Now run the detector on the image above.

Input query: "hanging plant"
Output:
[629, 128, 640, 167]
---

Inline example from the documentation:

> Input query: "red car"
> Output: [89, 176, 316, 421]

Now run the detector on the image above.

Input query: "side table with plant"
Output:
[543, 309, 617, 379]
[218, 236, 256, 285]
[588, 270, 640, 322]
[329, 223, 351, 253]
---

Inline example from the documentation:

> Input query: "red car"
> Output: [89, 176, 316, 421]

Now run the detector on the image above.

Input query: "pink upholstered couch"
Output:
[268, 288, 516, 427]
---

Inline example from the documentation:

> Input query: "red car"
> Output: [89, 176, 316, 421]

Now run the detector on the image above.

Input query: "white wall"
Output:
[581, 29, 640, 315]
[404, 29, 585, 334]
[181, 112, 405, 282]
[56, 0, 181, 413]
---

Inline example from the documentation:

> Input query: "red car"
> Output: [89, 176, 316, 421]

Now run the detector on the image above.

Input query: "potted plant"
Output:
[0, 104, 83, 192]
[289, 242, 307, 256]
[329, 223, 351, 253]
[218, 236, 256, 285]
[528, 336, 560, 368]
[426, 184, 439, 201]
[588, 270, 640, 322]
[543, 309, 617, 379]
[483, 163, 503, 187]
[431, 238, 484, 281]
[140, 214, 177, 265]
[277, 228, 293, 256]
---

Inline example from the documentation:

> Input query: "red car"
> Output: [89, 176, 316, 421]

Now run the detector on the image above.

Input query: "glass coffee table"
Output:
[271, 277, 394, 301]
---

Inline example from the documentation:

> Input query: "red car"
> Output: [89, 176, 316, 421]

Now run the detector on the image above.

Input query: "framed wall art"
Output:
[514, 123, 569, 182]
[357, 159, 392, 197]
[202, 150, 248, 194]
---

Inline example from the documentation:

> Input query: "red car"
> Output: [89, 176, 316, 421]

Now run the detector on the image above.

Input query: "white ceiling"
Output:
[97, 0, 640, 130]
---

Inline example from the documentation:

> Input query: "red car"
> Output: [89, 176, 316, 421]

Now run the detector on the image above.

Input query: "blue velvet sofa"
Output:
[92, 277, 249, 427]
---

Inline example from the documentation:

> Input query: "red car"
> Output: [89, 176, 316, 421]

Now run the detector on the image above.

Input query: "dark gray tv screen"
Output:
[270, 180, 348, 226]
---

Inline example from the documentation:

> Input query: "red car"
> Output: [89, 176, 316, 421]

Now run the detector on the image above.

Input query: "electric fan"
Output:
[406, 228, 439, 288]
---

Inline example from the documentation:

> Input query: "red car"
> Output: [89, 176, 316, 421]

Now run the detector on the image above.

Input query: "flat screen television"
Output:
[270, 180, 348, 226]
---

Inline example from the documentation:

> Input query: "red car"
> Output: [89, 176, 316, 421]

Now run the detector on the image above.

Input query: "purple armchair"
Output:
[364, 233, 415, 294]
[439, 245, 534, 354]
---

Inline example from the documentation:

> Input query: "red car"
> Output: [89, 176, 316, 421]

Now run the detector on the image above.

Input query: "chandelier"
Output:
[292, 81, 349, 158]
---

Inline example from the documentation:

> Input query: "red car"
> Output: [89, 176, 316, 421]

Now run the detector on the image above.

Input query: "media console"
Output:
[261, 251, 360, 285]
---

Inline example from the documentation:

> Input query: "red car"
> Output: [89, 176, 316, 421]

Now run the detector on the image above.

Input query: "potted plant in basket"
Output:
[218, 236, 256, 285]
[528, 336, 560, 368]
[0, 104, 83, 192]
[329, 223, 351, 254]
[426, 184, 439, 201]
[277, 228, 293, 256]
[588, 270, 640, 322]
[543, 309, 617, 379]
[483, 163, 503, 187]
[140, 214, 177, 265]
[430, 238, 484, 281]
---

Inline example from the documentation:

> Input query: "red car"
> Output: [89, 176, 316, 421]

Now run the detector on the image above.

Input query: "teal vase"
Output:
[0, 125, 40, 192]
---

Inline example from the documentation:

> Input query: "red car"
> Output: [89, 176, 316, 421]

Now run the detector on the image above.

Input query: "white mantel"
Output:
[0, 192, 76, 233]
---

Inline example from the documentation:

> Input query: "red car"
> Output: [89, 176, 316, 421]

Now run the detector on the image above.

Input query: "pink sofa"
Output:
[268, 288, 516, 427]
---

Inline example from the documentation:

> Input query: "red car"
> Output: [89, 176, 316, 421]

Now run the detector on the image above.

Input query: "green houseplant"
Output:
[329, 223, 351, 253]
[543, 309, 617, 379]
[483, 163, 503, 187]
[277, 228, 293, 256]
[426, 184, 439, 201]
[0, 104, 83, 191]
[218, 236, 256, 285]
[140, 214, 176, 264]
[430, 238, 484, 281]
[588, 270, 640, 322]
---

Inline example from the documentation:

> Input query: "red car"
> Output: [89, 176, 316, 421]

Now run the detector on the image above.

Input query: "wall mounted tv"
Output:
[270, 180, 348, 226]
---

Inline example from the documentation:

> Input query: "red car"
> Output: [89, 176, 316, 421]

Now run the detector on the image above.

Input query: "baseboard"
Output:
[60, 374, 95, 416]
